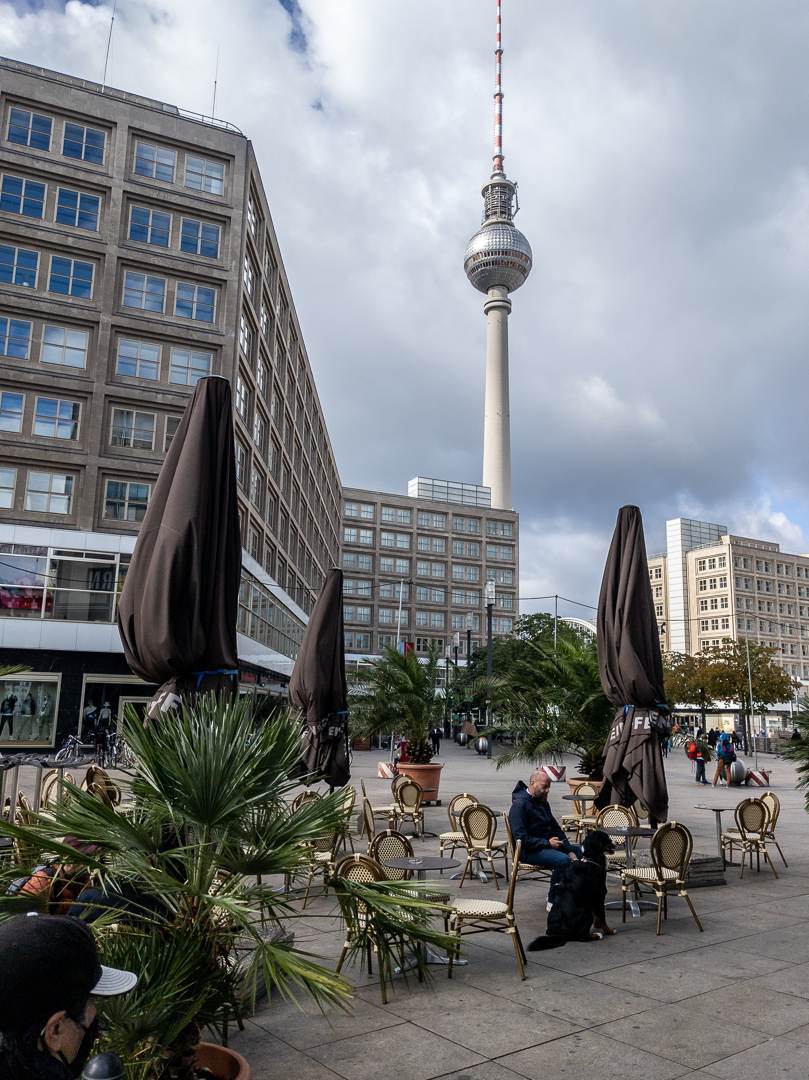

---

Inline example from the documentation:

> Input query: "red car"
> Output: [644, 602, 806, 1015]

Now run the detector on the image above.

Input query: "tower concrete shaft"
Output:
[483, 286, 513, 509]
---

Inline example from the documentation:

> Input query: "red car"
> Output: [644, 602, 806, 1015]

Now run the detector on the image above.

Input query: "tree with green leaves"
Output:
[349, 641, 445, 763]
[783, 697, 809, 813]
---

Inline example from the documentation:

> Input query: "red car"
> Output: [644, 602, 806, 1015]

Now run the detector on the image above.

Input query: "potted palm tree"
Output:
[0, 696, 453, 1079]
[350, 642, 445, 802]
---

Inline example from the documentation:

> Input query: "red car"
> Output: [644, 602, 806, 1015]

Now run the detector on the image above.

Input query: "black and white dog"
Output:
[527, 830, 617, 951]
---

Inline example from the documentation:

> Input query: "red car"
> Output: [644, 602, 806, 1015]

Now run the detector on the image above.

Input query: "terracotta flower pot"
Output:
[196, 1041, 251, 1080]
[396, 761, 444, 802]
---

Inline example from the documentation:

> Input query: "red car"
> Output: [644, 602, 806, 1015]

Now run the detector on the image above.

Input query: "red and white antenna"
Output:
[493, 0, 504, 174]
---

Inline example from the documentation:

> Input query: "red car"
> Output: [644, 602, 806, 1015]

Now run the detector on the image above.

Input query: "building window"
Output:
[239, 315, 253, 358]
[499, 595, 513, 609]
[343, 553, 357, 569]
[416, 611, 429, 627]
[63, 122, 105, 164]
[175, 282, 215, 322]
[0, 317, 31, 359]
[123, 271, 165, 312]
[25, 471, 73, 514]
[359, 555, 374, 572]
[344, 527, 358, 543]
[169, 347, 211, 386]
[180, 218, 220, 259]
[0, 174, 45, 219]
[345, 502, 358, 517]
[256, 360, 267, 396]
[234, 442, 246, 487]
[0, 467, 15, 507]
[235, 375, 249, 419]
[55, 188, 100, 231]
[360, 504, 375, 520]
[49, 256, 93, 298]
[135, 142, 176, 183]
[253, 412, 266, 454]
[0, 244, 37, 288]
[7, 108, 51, 150]
[243, 254, 255, 297]
[185, 156, 224, 195]
[116, 338, 159, 380]
[104, 480, 149, 522]
[34, 397, 80, 440]
[247, 196, 257, 236]
[359, 529, 373, 545]
[110, 408, 155, 450]
[250, 469, 265, 511]
[164, 415, 181, 452]
[0, 391, 23, 432]
[129, 205, 171, 247]
[381, 531, 394, 547]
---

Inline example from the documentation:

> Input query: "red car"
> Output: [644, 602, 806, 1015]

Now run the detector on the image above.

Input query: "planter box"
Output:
[397, 761, 444, 803]
[352, 736, 371, 751]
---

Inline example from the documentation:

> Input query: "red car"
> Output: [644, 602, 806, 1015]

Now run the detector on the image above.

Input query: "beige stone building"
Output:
[0, 58, 341, 746]
[340, 478, 519, 659]
[649, 517, 809, 683]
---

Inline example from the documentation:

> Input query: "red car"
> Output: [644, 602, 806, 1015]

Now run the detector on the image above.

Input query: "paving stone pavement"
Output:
[230, 739, 809, 1080]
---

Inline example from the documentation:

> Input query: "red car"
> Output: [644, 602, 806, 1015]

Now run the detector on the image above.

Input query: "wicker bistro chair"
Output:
[392, 773, 409, 800]
[561, 783, 598, 844]
[761, 790, 788, 868]
[721, 798, 778, 879]
[369, 829, 452, 932]
[503, 811, 552, 886]
[392, 779, 425, 841]
[621, 822, 704, 935]
[359, 779, 398, 838]
[334, 853, 415, 1004]
[439, 793, 479, 865]
[594, 804, 639, 872]
[301, 826, 343, 908]
[290, 789, 320, 812]
[448, 839, 527, 980]
[338, 785, 357, 853]
[458, 803, 509, 889]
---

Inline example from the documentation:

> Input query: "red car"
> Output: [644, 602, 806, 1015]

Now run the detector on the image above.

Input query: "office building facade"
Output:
[341, 478, 519, 660]
[0, 58, 341, 748]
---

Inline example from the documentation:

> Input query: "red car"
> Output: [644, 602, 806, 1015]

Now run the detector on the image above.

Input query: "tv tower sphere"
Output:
[463, 187, 533, 294]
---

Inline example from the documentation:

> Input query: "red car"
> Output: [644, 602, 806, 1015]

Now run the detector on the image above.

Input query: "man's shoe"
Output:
[546, 901, 553, 912]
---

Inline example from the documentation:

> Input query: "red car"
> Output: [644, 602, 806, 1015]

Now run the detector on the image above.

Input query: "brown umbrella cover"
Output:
[289, 567, 349, 788]
[595, 505, 672, 824]
[117, 377, 241, 716]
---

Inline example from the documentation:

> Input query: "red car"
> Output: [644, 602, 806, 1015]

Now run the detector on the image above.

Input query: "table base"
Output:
[605, 898, 658, 918]
[449, 868, 505, 883]
[395, 946, 467, 972]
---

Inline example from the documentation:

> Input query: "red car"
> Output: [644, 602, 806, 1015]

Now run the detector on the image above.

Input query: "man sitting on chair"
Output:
[509, 770, 581, 909]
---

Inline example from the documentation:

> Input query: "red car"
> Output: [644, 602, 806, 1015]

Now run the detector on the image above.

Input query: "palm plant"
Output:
[492, 636, 615, 777]
[0, 695, 453, 1079]
[349, 642, 445, 763]
[783, 698, 809, 813]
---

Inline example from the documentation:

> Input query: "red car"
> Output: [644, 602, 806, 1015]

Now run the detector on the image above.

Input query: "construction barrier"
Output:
[541, 764, 567, 782]
[746, 769, 770, 787]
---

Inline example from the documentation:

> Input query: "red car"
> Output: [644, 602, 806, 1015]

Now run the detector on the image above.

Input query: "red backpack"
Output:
[686, 742, 698, 760]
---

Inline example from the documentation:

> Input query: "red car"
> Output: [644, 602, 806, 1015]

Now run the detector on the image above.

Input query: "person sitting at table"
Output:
[509, 771, 581, 909]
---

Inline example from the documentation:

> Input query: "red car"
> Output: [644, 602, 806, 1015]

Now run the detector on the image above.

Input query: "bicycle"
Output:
[107, 731, 136, 769]
[55, 735, 85, 763]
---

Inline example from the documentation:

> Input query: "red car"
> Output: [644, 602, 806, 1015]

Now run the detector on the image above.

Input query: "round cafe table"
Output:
[383, 856, 467, 969]
[694, 803, 741, 865]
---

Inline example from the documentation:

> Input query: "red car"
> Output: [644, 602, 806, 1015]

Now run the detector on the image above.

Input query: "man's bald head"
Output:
[528, 771, 551, 799]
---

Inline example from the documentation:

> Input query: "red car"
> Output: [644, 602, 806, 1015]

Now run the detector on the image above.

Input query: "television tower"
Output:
[464, 0, 532, 511]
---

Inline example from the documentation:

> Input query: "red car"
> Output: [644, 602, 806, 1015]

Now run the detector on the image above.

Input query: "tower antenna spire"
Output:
[493, 0, 504, 175]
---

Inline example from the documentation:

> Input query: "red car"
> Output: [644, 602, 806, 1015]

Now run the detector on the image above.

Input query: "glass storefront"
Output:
[0, 674, 60, 745]
[0, 545, 130, 622]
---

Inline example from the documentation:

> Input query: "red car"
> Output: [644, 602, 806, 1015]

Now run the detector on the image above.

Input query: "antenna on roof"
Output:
[211, 46, 220, 119]
[101, 0, 118, 92]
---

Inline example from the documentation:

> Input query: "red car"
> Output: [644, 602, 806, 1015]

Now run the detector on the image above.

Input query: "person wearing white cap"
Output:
[0, 913, 137, 1080]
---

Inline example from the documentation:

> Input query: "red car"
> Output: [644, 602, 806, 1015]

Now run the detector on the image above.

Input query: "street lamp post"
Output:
[395, 577, 412, 648]
[465, 611, 474, 730]
[485, 579, 496, 759]
[743, 633, 759, 771]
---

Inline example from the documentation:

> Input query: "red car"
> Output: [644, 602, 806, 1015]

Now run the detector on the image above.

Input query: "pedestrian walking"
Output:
[429, 725, 442, 756]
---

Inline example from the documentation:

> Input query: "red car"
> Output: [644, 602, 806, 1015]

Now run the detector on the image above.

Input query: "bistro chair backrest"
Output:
[761, 790, 780, 829]
[460, 803, 497, 847]
[595, 805, 638, 831]
[361, 798, 376, 841]
[340, 786, 357, 816]
[651, 821, 692, 878]
[633, 800, 650, 824]
[398, 780, 423, 813]
[736, 798, 768, 839]
[572, 783, 596, 816]
[368, 830, 414, 879]
[447, 792, 478, 830]
[291, 789, 320, 812]
[392, 774, 408, 799]
[504, 809, 518, 859]
[335, 853, 384, 919]
[506, 839, 522, 912]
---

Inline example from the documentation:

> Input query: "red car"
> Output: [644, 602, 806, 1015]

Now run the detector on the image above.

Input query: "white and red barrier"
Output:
[746, 769, 770, 787]
[541, 765, 567, 782]
[377, 762, 395, 779]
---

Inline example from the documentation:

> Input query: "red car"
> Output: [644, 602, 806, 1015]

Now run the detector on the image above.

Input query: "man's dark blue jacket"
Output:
[508, 781, 573, 862]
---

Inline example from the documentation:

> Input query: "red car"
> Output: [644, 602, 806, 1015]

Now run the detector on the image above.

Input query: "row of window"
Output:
[699, 597, 730, 611]
[697, 576, 728, 591]
[736, 576, 797, 596]
[696, 556, 727, 571]
[340, 553, 513, 586]
[343, 501, 515, 536]
[344, 633, 485, 654]
[0, 393, 182, 450]
[0, 467, 149, 521]
[0, 320, 213, 385]
[733, 556, 808, 577]
[0, 244, 218, 322]
[343, 606, 513, 633]
[7, 107, 227, 195]
[1, 174, 100, 231]
[342, 526, 515, 560]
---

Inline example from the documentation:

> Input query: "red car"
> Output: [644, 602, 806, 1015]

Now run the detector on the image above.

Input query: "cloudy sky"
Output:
[4, 0, 809, 619]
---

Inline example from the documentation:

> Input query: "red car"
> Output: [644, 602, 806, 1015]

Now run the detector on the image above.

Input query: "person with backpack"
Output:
[713, 735, 736, 786]
[686, 738, 709, 785]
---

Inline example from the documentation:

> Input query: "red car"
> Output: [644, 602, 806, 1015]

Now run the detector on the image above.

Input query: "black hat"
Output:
[0, 914, 137, 1033]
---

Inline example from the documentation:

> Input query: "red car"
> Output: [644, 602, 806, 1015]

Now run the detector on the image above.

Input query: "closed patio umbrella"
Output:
[117, 376, 241, 715]
[289, 567, 349, 788]
[595, 505, 671, 824]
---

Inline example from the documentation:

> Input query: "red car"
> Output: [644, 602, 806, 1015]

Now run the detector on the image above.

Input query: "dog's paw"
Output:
[589, 931, 604, 941]
[603, 926, 617, 936]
